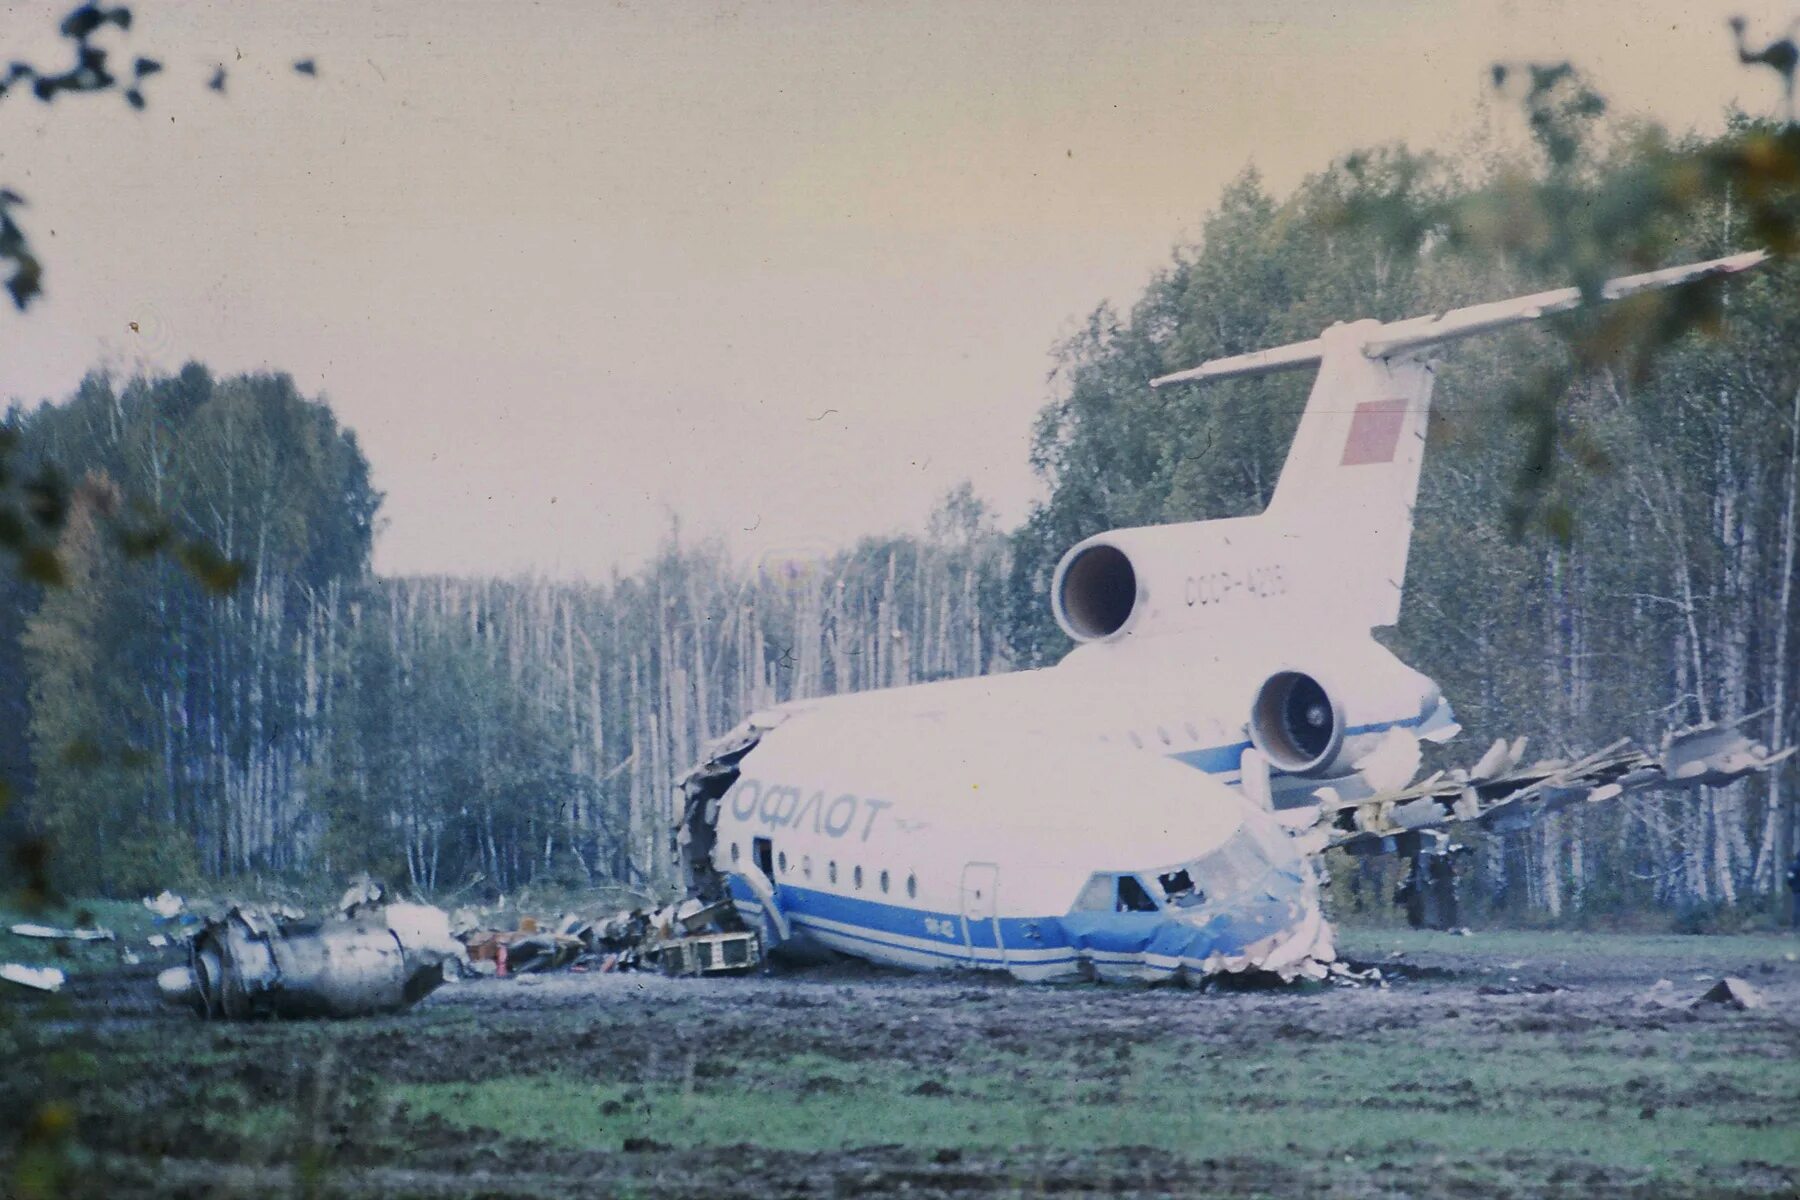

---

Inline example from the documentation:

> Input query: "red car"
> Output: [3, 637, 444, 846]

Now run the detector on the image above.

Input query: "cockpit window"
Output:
[1072, 872, 1163, 914]
[1152, 824, 1291, 910]
[1072, 825, 1299, 917]
[1073, 873, 1114, 912]
[1156, 867, 1204, 909]
[1116, 875, 1159, 913]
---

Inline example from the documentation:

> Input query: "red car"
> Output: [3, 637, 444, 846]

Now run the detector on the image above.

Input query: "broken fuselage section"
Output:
[680, 711, 1336, 984]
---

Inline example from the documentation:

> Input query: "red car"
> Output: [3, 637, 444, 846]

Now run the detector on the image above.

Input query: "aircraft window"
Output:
[828, 861, 838, 885]
[778, 851, 788, 874]
[730, 842, 740, 864]
[1116, 875, 1160, 913]
[1073, 873, 1115, 912]
[879, 870, 890, 894]
[853, 865, 864, 890]
[906, 873, 917, 899]
[1073, 873, 1162, 913]
[1157, 727, 1171, 746]
[1155, 867, 1206, 909]
[1128, 731, 1144, 749]
[1154, 826, 1286, 910]
[1185, 722, 1200, 742]
[802, 855, 813, 880]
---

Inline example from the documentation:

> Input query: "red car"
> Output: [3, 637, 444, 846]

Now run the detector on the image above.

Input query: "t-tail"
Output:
[1048, 251, 1766, 647]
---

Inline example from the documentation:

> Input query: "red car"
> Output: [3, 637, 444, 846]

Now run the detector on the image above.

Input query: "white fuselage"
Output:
[712, 711, 1335, 983]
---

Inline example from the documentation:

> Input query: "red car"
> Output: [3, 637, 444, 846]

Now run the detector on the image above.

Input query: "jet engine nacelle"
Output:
[1248, 669, 1345, 777]
[1051, 517, 1310, 645]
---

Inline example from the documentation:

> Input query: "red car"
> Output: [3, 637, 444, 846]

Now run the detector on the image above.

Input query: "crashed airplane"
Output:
[673, 250, 1791, 985]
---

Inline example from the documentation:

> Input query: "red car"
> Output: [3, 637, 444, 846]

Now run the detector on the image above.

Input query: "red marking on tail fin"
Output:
[1340, 399, 1407, 466]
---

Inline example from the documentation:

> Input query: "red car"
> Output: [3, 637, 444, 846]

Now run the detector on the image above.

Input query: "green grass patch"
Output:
[1338, 927, 1800, 964]
[398, 1030, 1798, 1179]
[0, 897, 167, 977]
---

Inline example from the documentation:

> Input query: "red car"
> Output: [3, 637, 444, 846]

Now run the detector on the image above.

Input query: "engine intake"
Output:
[1053, 542, 1139, 641]
[1249, 670, 1344, 776]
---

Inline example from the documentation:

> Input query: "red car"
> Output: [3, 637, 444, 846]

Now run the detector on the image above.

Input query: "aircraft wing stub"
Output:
[1309, 716, 1792, 851]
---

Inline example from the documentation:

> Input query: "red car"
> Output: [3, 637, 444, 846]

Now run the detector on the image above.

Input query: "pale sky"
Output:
[2, 0, 1793, 579]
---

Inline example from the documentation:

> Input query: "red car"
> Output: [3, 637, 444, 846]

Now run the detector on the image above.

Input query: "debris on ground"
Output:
[453, 899, 762, 980]
[656, 930, 760, 976]
[129, 871, 762, 1000]
[462, 920, 585, 976]
[9, 921, 114, 942]
[1693, 976, 1766, 1011]
[2, 963, 66, 991]
[1327, 961, 1384, 986]
[142, 890, 186, 920]
[337, 873, 386, 916]
[157, 894, 465, 1020]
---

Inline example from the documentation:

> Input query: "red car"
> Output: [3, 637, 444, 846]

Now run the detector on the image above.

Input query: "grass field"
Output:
[3, 926, 1796, 1197]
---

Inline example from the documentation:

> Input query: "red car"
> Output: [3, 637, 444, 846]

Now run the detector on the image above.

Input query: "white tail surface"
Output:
[1264, 320, 1436, 628]
[1146, 251, 1765, 632]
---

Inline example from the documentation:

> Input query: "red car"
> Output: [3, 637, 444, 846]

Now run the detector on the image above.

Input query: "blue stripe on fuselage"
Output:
[725, 873, 1302, 974]
[1166, 712, 1428, 776]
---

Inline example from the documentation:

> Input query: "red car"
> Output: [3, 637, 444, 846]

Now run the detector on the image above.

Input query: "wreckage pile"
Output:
[99, 879, 762, 1020]
[455, 897, 759, 980]
[2, 876, 758, 1019]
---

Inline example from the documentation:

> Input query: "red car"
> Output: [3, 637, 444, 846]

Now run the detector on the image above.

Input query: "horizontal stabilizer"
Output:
[1150, 250, 1767, 389]
[1149, 337, 1324, 387]
[1360, 250, 1767, 360]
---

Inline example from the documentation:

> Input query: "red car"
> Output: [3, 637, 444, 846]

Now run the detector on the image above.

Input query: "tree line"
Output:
[2, 119, 1795, 922]
[0, 371, 1009, 897]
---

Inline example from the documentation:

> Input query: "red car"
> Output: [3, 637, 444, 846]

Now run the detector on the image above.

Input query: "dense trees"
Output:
[4, 366, 380, 892]
[0, 379, 1009, 896]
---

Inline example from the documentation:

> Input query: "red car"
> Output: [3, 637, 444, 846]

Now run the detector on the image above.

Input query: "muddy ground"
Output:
[4, 929, 1797, 1198]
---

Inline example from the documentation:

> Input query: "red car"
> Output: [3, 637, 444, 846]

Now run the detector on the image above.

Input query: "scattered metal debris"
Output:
[337, 874, 386, 916]
[142, 890, 186, 920]
[462, 921, 585, 976]
[1693, 976, 1766, 1011]
[657, 930, 761, 976]
[8, 922, 114, 942]
[1, 963, 65, 992]
[453, 898, 763, 980]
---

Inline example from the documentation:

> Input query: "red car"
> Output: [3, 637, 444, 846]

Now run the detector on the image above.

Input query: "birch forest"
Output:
[3, 120, 1796, 925]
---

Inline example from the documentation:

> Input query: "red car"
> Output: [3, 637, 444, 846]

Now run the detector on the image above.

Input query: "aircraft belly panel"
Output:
[728, 872, 1328, 984]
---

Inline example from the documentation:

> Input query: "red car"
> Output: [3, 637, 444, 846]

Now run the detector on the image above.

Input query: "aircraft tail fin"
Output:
[1148, 251, 1766, 629]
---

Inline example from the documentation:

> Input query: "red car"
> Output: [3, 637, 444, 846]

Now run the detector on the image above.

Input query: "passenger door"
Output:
[959, 861, 1004, 969]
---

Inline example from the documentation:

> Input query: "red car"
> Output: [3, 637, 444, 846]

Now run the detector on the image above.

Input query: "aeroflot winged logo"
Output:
[729, 777, 892, 842]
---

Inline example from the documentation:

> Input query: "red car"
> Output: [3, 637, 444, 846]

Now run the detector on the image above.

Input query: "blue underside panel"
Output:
[725, 873, 1304, 976]
[712, 716, 1371, 976]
